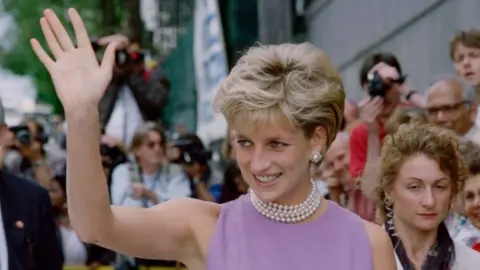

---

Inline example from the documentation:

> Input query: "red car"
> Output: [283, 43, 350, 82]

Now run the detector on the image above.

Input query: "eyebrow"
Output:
[408, 177, 449, 182]
[234, 133, 286, 142]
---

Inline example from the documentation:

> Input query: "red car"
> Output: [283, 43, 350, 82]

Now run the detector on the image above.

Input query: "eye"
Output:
[236, 139, 252, 148]
[465, 192, 474, 201]
[408, 185, 420, 190]
[435, 185, 448, 190]
[269, 141, 287, 148]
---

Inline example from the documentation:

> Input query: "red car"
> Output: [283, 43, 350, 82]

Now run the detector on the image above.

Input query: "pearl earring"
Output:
[310, 151, 322, 164]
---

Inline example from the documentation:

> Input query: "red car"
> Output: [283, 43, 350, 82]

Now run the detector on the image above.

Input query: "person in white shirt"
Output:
[110, 122, 191, 208]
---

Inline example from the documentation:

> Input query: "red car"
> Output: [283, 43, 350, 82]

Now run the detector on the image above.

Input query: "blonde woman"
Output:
[375, 123, 480, 269]
[31, 9, 396, 270]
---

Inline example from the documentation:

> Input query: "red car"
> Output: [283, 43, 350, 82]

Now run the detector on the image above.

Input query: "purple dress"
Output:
[206, 194, 373, 270]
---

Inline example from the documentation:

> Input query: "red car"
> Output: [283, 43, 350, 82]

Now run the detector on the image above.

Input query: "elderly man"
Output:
[324, 132, 375, 221]
[425, 76, 480, 143]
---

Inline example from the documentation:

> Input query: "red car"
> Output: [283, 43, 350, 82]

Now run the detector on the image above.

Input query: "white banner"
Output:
[193, 0, 228, 146]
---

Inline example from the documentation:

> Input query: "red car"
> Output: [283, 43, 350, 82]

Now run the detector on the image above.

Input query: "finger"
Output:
[372, 96, 383, 105]
[43, 9, 75, 51]
[101, 42, 117, 72]
[358, 97, 369, 108]
[30, 39, 54, 69]
[39, 17, 63, 59]
[68, 8, 91, 48]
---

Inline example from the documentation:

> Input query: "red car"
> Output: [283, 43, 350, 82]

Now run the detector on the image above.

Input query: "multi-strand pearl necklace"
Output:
[249, 179, 322, 223]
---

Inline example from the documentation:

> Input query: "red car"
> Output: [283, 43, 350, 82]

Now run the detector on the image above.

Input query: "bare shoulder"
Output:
[362, 220, 398, 270]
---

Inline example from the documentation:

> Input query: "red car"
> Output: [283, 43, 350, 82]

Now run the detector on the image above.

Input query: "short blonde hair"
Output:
[213, 43, 345, 147]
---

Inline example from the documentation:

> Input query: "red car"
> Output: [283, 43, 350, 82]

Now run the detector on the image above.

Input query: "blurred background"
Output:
[0, 0, 480, 269]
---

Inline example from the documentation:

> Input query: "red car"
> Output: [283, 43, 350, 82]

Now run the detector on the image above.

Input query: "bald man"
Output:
[324, 132, 375, 221]
[425, 77, 479, 141]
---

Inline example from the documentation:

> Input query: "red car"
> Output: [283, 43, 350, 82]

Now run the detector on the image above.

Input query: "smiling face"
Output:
[231, 116, 325, 204]
[387, 154, 453, 231]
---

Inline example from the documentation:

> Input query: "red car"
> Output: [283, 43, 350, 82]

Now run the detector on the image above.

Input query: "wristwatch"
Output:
[192, 177, 201, 185]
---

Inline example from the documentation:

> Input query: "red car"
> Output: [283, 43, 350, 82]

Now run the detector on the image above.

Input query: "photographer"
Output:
[348, 53, 425, 222]
[3, 118, 65, 189]
[170, 133, 223, 202]
[94, 34, 170, 147]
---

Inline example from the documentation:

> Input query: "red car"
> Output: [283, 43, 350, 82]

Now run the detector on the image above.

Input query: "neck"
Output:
[275, 173, 313, 205]
[139, 162, 161, 175]
[394, 216, 438, 264]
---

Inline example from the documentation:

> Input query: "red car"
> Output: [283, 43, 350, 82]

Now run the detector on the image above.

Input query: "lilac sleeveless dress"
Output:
[206, 194, 373, 270]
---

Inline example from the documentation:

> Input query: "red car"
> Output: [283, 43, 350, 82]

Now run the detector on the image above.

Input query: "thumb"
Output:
[101, 41, 117, 73]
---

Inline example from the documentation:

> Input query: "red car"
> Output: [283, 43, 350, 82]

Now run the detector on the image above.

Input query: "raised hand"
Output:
[30, 8, 117, 112]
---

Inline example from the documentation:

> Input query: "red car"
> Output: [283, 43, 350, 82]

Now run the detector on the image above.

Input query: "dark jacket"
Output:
[0, 170, 63, 270]
[98, 66, 170, 127]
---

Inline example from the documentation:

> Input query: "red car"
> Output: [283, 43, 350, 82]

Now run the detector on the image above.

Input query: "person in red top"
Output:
[350, 53, 425, 178]
[349, 53, 425, 221]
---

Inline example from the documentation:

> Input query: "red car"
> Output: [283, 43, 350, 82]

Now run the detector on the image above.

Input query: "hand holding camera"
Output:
[91, 34, 145, 74]
[367, 62, 406, 98]
[358, 96, 383, 131]
[9, 125, 45, 161]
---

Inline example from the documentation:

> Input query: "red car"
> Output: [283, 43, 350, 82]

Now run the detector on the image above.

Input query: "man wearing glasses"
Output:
[425, 76, 480, 144]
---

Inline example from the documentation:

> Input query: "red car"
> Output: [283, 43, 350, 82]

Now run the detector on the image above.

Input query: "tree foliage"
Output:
[0, 0, 127, 114]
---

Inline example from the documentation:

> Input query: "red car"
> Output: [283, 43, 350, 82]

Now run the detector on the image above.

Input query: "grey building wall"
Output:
[306, 0, 480, 101]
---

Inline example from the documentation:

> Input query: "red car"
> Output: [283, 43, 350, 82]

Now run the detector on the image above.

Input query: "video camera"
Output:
[367, 71, 407, 97]
[91, 38, 145, 67]
[9, 124, 48, 146]
[170, 135, 212, 165]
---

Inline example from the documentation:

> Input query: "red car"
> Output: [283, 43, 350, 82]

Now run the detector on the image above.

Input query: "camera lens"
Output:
[17, 130, 31, 145]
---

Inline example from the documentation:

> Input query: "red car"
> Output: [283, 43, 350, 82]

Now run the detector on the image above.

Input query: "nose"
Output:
[333, 161, 344, 174]
[462, 57, 471, 68]
[472, 195, 480, 208]
[250, 147, 271, 174]
[434, 111, 448, 124]
[421, 188, 435, 208]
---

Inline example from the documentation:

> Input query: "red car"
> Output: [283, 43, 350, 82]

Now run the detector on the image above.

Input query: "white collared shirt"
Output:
[0, 201, 8, 270]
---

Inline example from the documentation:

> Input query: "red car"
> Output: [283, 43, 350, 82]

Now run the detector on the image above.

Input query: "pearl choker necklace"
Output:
[249, 179, 322, 223]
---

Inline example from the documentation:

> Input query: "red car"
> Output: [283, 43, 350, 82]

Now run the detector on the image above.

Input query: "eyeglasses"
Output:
[425, 101, 469, 116]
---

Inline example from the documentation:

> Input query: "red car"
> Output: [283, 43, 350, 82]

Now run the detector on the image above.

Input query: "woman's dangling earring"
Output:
[384, 197, 396, 236]
[310, 151, 323, 164]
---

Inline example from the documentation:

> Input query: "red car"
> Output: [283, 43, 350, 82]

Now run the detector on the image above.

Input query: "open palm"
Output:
[30, 9, 116, 111]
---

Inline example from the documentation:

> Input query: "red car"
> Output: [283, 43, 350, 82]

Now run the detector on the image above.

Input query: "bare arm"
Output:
[360, 127, 382, 200]
[66, 105, 204, 261]
[364, 221, 397, 270]
[31, 8, 214, 263]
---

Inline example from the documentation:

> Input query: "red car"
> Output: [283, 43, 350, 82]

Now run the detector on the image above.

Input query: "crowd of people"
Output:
[2, 6, 480, 270]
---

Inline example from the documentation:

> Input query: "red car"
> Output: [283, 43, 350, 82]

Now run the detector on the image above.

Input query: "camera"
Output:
[9, 123, 49, 146]
[9, 125, 31, 145]
[367, 71, 407, 97]
[91, 39, 145, 67]
[170, 135, 212, 165]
